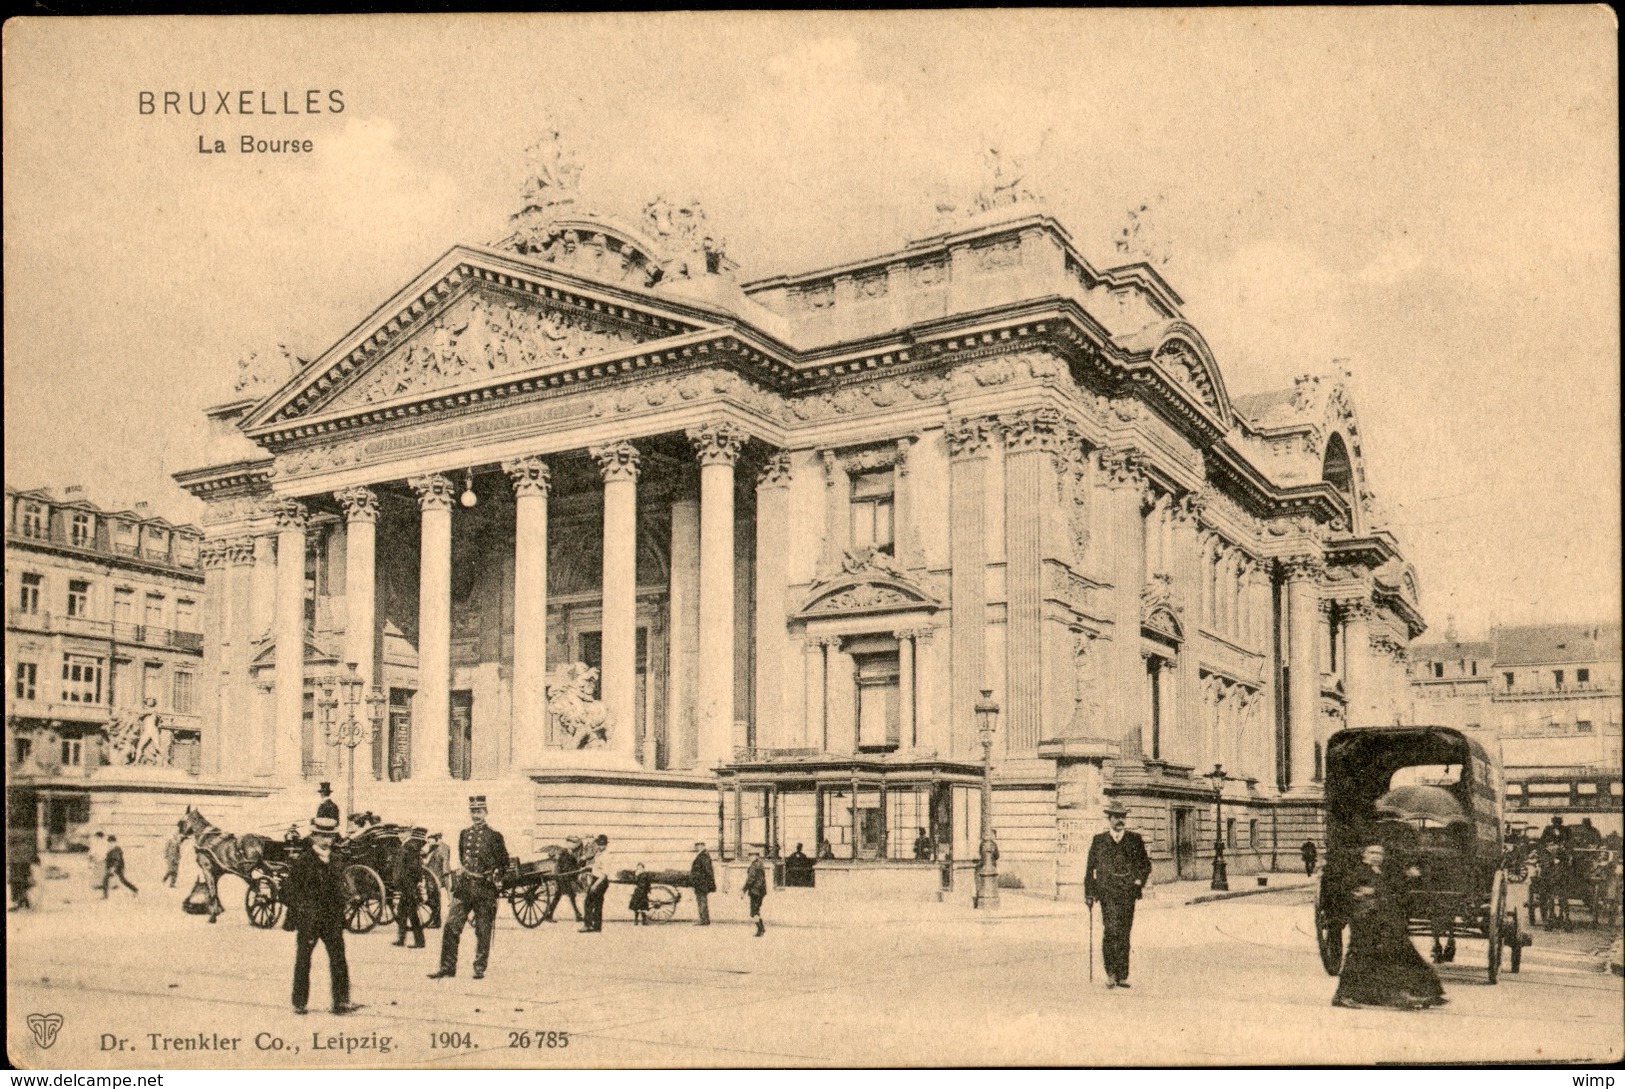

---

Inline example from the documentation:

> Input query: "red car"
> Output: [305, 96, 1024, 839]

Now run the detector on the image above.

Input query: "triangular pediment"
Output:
[240, 245, 721, 431]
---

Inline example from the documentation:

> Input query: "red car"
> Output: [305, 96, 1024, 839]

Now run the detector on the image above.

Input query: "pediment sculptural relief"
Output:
[323, 288, 652, 413]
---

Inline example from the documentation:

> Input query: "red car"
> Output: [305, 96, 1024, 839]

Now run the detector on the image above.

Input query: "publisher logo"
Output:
[27, 1013, 63, 1049]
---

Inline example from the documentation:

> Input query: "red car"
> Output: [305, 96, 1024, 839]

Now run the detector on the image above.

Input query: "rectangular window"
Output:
[849, 470, 895, 555]
[1432, 662, 1444, 679]
[61, 654, 104, 703]
[20, 503, 46, 538]
[60, 739, 83, 767]
[1503, 672, 1515, 690]
[17, 572, 42, 614]
[854, 651, 901, 751]
[66, 579, 90, 617]
[1577, 668, 1590, 684]
[113, 587, 134, 625]
[14, 661, 37, 700]
[1225, 817, 1237, 849]
[143, 526, 169, 560]
[13, 737, 33, 767]
[142, 662, 162, 706]
[144, 593, 164, 628]
[1470, 661, 1478, 676]
[175, 598, 196, 632]
[1576, 720, 1593, 733]
[173, 670, 195, 715]
[1553, 670, 1565, 689]
[70, 512, 93, 547]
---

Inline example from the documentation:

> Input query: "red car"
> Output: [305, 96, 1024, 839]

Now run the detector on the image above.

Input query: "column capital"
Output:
[1338, 598, 1376, 621]
[408, 473, 456, 511]
[756, 452, 793, 489]
[815, 634, 844, 650]
[686, 421, 746, 467]
[1171, 489, 1208, 526]
[271, 498, 309, 531]
[1280, 554, 1326, 584]
[1095, 446, 1151, 491]
[945, 415, 998, 459]
[894, 435, 917, 475]
[1317, 597, 1337, 617]
[225, 539, 256, 572]
[199, 541, 230, 570]
[334, 485, 380, 523]
[502, 455, 553, 498]
[895, 625, 934, 642]
[997, 406, 1070, 454]
[590, 441, 642, 483]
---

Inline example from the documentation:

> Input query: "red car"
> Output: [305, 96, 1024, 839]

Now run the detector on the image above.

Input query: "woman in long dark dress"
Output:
[1332, 842, 1447, 1010]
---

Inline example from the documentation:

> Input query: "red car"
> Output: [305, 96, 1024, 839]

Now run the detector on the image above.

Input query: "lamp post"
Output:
[1204, 763, 1233, 891]
[317, 662, 386, 829]
[974, 688, 1001, 909]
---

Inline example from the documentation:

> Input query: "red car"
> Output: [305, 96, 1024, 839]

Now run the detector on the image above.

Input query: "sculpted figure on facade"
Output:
[642, 196, 726, 279]
[507, 115, 584, 254]
[546, 662, 609, 748]
[233, 344, 302, 396]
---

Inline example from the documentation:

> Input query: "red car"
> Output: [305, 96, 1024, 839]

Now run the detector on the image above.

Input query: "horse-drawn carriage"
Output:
[1314, 726, 1527, 984]
[1529, 844, 1621, 929]
[181, 808, 441, 933]
[501, 839, 686, 927]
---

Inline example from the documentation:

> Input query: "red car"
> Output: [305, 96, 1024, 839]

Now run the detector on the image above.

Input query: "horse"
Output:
[178, 807, 274, 924]
[546, 663, 610, 748]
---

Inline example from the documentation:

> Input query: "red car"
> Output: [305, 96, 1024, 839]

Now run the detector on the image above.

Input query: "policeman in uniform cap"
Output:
[1084, 800, 1153, 989]
[429, 796, 508, 980]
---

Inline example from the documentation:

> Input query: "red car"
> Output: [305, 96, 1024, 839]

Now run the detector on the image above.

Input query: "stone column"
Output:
[947, 417, 995, 759]
[1098, 448, 1151, 757]
[687, 423, 745, 767]
[1000, 409, 1064, 755]
[897, 628, 916, 750]
[198, 541, 230, 777]
[668, 491, 700, 766]
[754, 453, 792, 752]
[1283, 555, 1324, 791]
[501, 457, 551, 768]
[590, 441, 640, 764]
[335, 486, 378, 692]
[272, 499, 309, 784]
[409, 473, 454, 781]
[1171, 492, 1207, 766]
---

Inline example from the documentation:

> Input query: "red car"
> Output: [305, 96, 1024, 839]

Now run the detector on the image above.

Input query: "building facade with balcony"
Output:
[1409, 623, 1623, 837]
[170, 149, 1427, 895]
[4, 485, 235, 856]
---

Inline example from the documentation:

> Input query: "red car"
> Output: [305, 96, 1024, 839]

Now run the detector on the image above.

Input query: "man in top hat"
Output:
[315, 782, 340, 829]
[285, 813, 360, 1014]
[429, 796, 508, 980]
[1084, 801, 1153, 989]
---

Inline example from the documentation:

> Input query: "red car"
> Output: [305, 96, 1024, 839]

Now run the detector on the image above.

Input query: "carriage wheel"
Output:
[245, 876, 282, 929]
[416, 872, 442, 930]
[647, 885, 681, 923]
[1486, 870, 1506, 985]
[343, 865, 385, 934]
[511, 882, 547, 928]
[1314, 883, 1344, 976]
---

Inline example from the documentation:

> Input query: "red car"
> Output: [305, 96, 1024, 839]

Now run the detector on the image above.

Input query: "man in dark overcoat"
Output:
[1084, 801, 1153, 989]
[286, 815, 358, 1014]
[429, 796, 508, 980]
[392, 828, 428, 949]
[690, 842, 716, 925]
[742, 850, 768, 936]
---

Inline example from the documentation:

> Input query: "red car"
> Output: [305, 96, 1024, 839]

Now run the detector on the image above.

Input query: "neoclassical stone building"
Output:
[175, 155, 1424, 894]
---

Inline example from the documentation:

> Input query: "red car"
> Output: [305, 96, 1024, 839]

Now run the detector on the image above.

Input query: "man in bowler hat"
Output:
[429, 796, 508, 980]
[1085, 801, 1152, 988]
[690, 842, 716, 925]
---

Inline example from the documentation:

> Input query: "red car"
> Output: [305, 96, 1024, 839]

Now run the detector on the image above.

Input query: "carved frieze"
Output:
[327, 288, 648, 412]
[951, 350, 1067, 393]
[200, 494, 277, 527]
[806, 584, 916, 614]
[783, 373, 945, 422]
[1153, 339, 1221, 418]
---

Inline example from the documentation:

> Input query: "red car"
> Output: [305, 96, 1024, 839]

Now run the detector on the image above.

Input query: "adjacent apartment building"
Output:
[1409, 623, 1623, 836]
[5, 486, 214, 854]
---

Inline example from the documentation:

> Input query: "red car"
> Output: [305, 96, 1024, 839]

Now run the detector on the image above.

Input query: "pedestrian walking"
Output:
[541, 836, 585, 923]
[742, 850, 768, 936]
[392, 828, 428, 949]
[628, 864, 651, 925]
[163, 824, 184, 887]
[429, 797, 508, 980]
[8, 828, 38, 911]
[1084, 802, 1151, 989]
[690, 841, 716, 925]
[1331, 842, 1446, 1010]
[579, 835, 613, 932]
[1300, 839, 1319, 878]
[101, 836, 139, 899]
[286, 814, 359, 1015]
[87, 830, 106, 893]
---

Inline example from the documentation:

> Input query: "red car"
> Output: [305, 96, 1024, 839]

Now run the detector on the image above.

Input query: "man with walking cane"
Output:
[1084, 801, 1152, 989]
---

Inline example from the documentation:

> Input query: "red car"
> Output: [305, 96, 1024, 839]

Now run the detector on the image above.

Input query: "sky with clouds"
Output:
[3, 9, 1617, 637]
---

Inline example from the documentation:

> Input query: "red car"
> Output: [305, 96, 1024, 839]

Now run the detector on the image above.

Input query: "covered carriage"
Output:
[1314, 726, 1527, 984]
[240, 823, 441, 933]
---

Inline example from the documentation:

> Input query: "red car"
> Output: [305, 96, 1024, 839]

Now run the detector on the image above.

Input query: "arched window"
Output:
[1323, 434, 1354, 502]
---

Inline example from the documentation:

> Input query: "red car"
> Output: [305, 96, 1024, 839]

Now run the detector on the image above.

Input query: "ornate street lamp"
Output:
[974, 688, 1001, 909]
[1204, 763, 1234, 891]
[317, 662, 386, 830]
